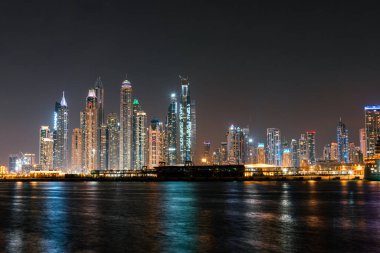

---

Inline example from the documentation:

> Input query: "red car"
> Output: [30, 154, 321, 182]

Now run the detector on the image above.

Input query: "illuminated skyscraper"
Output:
[148, 119, 165, 168]
[349, 142, 356, 163]
[53, 92, 69, 171]
[39, 126, 50, 165]
[359, 128, 367, 157]
[337, 118, 349, 163]
[365, 106, 380, 157]
[257, 143, 265, 164]
[166, 93, 178, 165]
[71, 128, 82, 172]
[290, 139, 299, 167]
[330, 142, 338, 161]
[107, 113, 119, 170]
[132, 107, 147, 170]
[41, 138, 54, 170]
[94, 76, 104, 125]
[266, 128, 281, 166]
[179, 76, 195, 163]
[323, 144, 331, 161]
[201, 141, 212, 164]
[282, 149, 291, 167]
[298, 134, 308, 164]
[83, 89, 98, 172]
[227, 125, 244, 164]
[120, 80, 133, 169]
[99, 124, 108, 170]
[306, 131, 316, 165]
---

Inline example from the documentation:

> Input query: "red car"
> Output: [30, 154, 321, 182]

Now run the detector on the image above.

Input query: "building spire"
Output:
[60, 91, 67, 107]
[95, 76, 103, 88]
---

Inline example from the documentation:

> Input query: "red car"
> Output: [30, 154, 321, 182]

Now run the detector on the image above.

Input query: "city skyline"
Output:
[1, 1, 380, 164]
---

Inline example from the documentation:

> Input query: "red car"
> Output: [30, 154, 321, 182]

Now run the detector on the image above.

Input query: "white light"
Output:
[171, 93, 176, 98]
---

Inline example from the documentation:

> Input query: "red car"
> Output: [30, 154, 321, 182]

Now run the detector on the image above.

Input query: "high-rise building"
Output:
[337, 118, 349, 163]
[227, 125, 244, 164]
[349, 142, 356, 163]
[133, 108, 147, 170]
[298, 134, 308, 164]
[290, 139, 299, 167]
[148, 119, 164, 168]
[179, 76, 195, 163]
[359, 128, 367, 158]
[107, 113, 119, 170]
[323, 144, 331, 161]
[257, 143, 266, 164]
[201, 141, 212, 164]
[9, 154, 20, 173]
[266, 128, 281, 166]
[41, 137, 54, 170]
[53, 92, 69, 171]
[282, 149, 291, 167]
[83, 89, 98, 173]
[39, 126, 50, 165]
[99, 124, 108, 170]
[120, 80, 133, 170]
[94, 76, 104, 125]
[330, 142, 338, 161]
[166, 93, 178, 165]
[71, 128, 82, 172]
[365, 106, 380, 157]
[246, 138, 255, 164]
[306, 131, 316, 165]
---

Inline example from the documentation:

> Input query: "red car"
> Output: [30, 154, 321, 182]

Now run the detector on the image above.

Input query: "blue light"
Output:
[283, 148, 290, 153]
[365, 105, 380, 110]
[258, 143, 264, 148]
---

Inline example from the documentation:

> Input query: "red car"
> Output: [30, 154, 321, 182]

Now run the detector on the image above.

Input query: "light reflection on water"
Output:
[0, 181, 379, 252]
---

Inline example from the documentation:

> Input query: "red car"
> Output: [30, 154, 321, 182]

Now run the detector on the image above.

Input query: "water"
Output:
[0, 181, 380, 252]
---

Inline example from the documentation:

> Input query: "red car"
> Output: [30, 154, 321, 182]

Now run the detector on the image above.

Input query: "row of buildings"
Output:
[34, 76, 196, 174]
[202, 107, 380, 168]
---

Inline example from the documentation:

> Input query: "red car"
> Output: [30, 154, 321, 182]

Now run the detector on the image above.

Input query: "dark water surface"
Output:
[0, 181, 380, 253]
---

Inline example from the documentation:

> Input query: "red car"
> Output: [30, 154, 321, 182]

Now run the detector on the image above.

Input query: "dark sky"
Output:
[1, 0, 380, 164]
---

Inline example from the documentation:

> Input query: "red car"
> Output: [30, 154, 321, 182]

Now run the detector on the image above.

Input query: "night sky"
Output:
[1, 0, 380, 164]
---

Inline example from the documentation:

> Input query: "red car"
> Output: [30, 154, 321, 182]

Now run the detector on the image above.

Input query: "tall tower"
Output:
[39, 126, 50, 165]
[148, 119, 165, 168]
[298, 134, 307, 164]
[306, 131, 316, 165]
[53, 92, 69, 171]
[337, 118, 349, 163]
[120, 80, 133, 170]
[266, 128, 281, 166]
[41, 138, 54, 170]
[290, 139, 299, 167]
[359, 128, 367, 158]
[132, 100, 147, 170]
[227, 125, 244, 164]
[179, 76, 194, 163]
[94, 76, 104, 125]
[166, 93, 178, 165]
[71, 128, 82, 172]
[107, 113, 119, 170]
[365, 106, 380, 157]
[84, 89, 98, 173]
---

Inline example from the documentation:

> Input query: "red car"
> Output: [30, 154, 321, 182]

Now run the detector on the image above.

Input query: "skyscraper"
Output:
[133, 108, 147, 170]
[202, 141, 212, 164]
[179, 76, 195, 163]
[365, 106, 380, 157]
[41, 137, 54, 170]
[306, 131, 316, 165]
[39, 126, 50, 165]
[166, 93, 178, 165]
[94, 76, 104, 125]
[330, 142, 338, 161]
[282, 149, 291, 167]
[107, 113, 119, 170]
[298, 134, 308, 165]
[359, 128, 367, 158]
[257, 143, 266, 164]
[148, 119, 165, 168]
[99, 124, 108, 170]
[266, 128, 281, 166]
[227, 125, 244, 164]
[337, 118, 349, 163]
[323, 144, 331, 161]
[120, 80, 133, 170]
[83, 89, 98, 173]
[290, 139, 299, 167]
[53, 92, 69, 171]
[71, 128, 82, 172]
